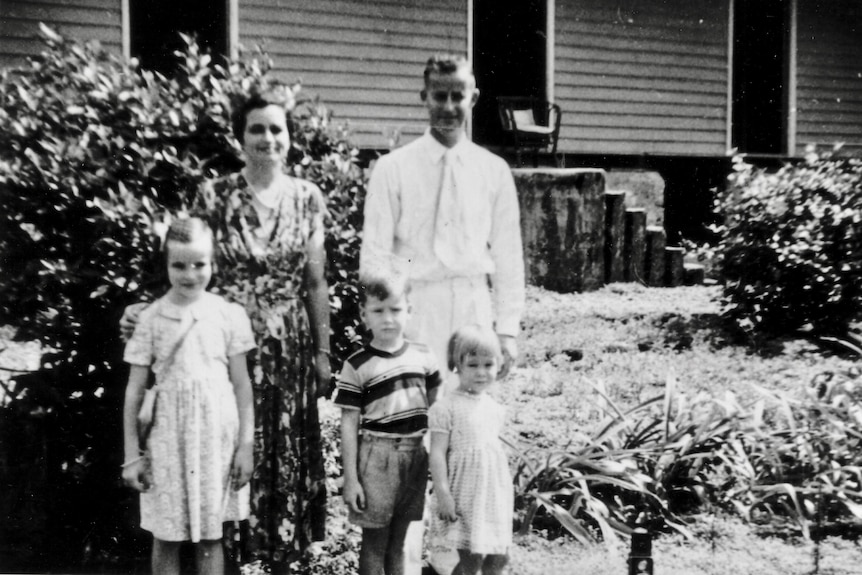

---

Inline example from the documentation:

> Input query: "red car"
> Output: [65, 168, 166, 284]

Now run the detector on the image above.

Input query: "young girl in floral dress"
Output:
[429, 324, 512, 575]
[122, 217, 256, 575]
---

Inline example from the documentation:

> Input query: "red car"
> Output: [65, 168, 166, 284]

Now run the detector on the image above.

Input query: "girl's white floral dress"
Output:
[124, 292, 255, 542]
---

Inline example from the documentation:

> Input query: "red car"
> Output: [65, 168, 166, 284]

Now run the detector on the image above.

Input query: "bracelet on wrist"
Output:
[120, 454, 146, 468]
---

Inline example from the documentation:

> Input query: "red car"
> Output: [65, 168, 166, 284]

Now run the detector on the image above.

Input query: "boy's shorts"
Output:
[349, 433, 428, 529]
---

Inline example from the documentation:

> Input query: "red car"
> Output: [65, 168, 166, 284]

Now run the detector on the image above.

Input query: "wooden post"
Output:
[665, 247, 685, 287]
[645, 226, 666, 287]
[624, 208, 646, 284]
[604, 191, 626, 283]
[684, 263, 706, 285]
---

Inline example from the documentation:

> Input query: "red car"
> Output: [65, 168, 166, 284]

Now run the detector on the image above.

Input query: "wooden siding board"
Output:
[256, 40, 460, 63]
[0, 0, 122, 68]
[244, 3, 457, 33]
[5, 0, 116, 7]
[554, 0, 729, 156]
[244, 0, 458, 24]
[246, 23, 456, 54]
[240, 0, 467, 149]
[564, 101, 727, 119]
[557, 77, 726, 97]
[3, 3, 119, 24]
[557, 57, 726, 80]
[795, 0, 862, 154]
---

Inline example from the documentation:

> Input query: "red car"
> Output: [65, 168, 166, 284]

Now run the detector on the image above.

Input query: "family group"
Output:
[120, 54, 526, 575]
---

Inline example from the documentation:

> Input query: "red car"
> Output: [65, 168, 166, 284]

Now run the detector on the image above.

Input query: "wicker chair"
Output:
[497, 96, 562, 167]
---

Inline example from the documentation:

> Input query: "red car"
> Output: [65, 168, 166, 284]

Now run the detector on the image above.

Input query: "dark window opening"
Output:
[472, 0, 547, 147]
[732, 0, 787, 154]
[130, 0, 227, 75]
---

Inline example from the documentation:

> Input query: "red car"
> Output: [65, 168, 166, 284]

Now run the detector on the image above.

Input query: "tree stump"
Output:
[513, 168, 607, 292]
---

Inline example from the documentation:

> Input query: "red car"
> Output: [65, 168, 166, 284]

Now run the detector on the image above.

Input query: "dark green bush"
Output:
[0, 25, 364, 571]
[716, 148, 862, 335]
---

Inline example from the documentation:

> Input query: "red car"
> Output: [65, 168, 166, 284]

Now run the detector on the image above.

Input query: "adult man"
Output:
[359, 54, 525, 575]
[360, 54, 524, 385]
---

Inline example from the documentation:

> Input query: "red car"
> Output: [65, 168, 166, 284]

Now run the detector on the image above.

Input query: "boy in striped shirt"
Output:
[334, 270, 442, 575]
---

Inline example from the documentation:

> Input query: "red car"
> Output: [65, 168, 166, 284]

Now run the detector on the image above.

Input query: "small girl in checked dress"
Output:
[429, 325, 512, 575]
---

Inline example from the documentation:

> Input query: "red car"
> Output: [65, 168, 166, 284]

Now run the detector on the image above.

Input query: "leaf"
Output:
[530, 492, 596, 544]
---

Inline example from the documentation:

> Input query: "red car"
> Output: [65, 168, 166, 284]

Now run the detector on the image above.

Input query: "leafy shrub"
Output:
[716, 148, 862, 335]
[511, 369, 862, 544]
[0, 25, 365, 571]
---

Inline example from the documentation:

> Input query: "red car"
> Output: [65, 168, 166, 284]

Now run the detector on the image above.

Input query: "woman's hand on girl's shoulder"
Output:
[120, 301, 151, 342]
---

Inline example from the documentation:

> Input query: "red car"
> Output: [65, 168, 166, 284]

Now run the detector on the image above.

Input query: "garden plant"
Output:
[716, 149, 862, 337]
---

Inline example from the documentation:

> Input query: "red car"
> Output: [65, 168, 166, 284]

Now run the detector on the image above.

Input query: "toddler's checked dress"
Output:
[428, 389, 513, 555]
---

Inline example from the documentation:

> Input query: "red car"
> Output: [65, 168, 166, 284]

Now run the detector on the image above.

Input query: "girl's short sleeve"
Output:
[428, 400, 452, 434]
[123, 305, 156, 367]
[227, 303, 256, 357]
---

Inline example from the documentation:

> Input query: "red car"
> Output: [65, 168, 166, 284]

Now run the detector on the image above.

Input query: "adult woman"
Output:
[123, 86, 330, 572]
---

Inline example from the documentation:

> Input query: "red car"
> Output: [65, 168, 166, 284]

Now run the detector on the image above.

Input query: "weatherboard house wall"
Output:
[236, 0, 468, 149]
[554, 0, 730, 157]
[0, 0, 123, 65]
[795, 0, 862, 156]
[0, 0, 860, 157]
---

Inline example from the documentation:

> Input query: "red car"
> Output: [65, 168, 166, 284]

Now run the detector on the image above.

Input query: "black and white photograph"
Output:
[1, 1, 861, 573]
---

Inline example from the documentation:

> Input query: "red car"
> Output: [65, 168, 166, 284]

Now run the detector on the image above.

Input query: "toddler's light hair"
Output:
[447, 324, 502, 372]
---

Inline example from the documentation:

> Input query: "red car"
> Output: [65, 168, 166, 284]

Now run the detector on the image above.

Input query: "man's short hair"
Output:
[423, 54, 475, 87]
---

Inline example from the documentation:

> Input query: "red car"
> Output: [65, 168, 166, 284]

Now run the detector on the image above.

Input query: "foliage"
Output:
[239, 402, 361, 575]
[0, 25, 365, 571]
[715, 148, 862, 335]
[511, 365, 862, 545]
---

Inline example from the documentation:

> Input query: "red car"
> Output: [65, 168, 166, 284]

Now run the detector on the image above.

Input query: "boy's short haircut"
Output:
[358, 266, 411, 305]
[423, 54, 475, 87]
[446, 324, 502, 372]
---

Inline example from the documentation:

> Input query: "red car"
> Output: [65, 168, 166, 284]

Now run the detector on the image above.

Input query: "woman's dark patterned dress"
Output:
[199, 172, 327, 572]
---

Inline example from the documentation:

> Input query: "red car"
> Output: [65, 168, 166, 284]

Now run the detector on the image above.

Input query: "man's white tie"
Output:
[433, 149, 467, 269]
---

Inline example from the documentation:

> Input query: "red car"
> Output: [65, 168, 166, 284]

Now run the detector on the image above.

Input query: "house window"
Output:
[129, 0, 228, 75]
[732, 0, 788, 154]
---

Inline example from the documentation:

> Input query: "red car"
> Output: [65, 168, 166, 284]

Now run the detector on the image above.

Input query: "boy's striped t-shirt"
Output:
[333, 341, 442, 436]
